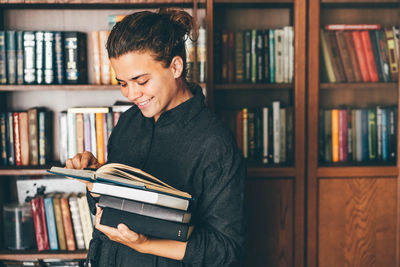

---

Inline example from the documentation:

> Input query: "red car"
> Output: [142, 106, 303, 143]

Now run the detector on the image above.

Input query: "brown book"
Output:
[384, 26, 399, 82]
[60, 194, 76, 251]
[13, 112, 21, 166]
[27, 108, 39, 165]
[99, 31, 111, 85]
[343, 31, 363, 82]
[19, 111, 29, 166]
[228, 31, 235, 83]
[236, 110, 243, 154]
[75, 113, 84, 154]
[235, 31, 244, 83]
[335, 31, 356, 82]
[221, 31, 229, 82]
[326, 31, 346, 82]
[52, 194, 67, 251]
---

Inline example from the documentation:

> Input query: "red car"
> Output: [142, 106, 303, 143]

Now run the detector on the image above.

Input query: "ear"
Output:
[170, 56, 184, 79]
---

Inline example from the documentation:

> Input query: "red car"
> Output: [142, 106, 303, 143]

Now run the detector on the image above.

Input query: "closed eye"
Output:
[137, 80, 148, 86]
[118, 82, 127, 88]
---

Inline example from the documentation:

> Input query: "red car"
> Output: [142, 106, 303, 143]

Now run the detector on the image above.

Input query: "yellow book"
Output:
[331, 109, 339, 162]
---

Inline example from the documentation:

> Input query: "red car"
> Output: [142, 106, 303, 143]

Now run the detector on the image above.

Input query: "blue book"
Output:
[6, 31, 16, 85]
[0, 31, 6, 84]
[44, 195, 59, 250]
[381, 108, 388, 161]
[16, 31, 24, 85]
[268, 29, 275, 83]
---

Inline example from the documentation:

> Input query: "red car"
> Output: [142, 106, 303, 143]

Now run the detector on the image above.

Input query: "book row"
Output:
[59, 104, 131, 165]
[321, 24, 399, 83]
[30, 193, 93, 252]
[319, 106, 397, 163]
[0, 109, 52, 167]
[0, 31, 87, 85]
[214, 27, 294, 84]
[2, 259, 84, 267]
[221, 101, 294, 164]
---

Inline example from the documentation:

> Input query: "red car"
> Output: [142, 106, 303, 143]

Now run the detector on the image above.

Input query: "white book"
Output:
[77, 194, 93, 250]
[287, 26, 294, 83]
[67, 107, 110, 114]
[67, 112, 76, 159]
[59, 111, 68, 165]
[272, 101, 280, 163]
[91, 182, 190, 211]
[262, 107, 269, 164]
[90, 113, 97, 157]
[68, 194, 85, 250]
[274, 29, 284, 83]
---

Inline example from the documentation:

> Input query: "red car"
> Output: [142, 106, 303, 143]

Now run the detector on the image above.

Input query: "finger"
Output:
[81, 151, 93, 169]
[65, 159, 74, 169]
[71, 154, 83, 169]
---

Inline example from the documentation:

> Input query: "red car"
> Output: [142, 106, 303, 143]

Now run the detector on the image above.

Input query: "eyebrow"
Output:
[115, 73, 149, 82]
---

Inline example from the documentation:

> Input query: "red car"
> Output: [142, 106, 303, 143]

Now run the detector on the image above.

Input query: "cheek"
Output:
[120, 87, 128, 98]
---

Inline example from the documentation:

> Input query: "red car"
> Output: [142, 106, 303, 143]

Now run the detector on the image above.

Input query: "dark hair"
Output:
[107, 9, 195, 80]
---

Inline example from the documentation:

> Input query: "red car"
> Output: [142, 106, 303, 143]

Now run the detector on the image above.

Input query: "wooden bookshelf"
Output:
[0, 250, 87, 261]
[308, 0, 400, 267]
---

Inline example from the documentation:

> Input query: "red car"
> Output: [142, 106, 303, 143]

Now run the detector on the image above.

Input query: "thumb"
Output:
[118, 224, 139, 239]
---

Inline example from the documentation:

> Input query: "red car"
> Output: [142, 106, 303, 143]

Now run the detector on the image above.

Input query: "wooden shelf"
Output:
[321, 0, 399, 4]
[317, 166, 398, 178]
[0, 0, 200, 5]
[0, 84, 120, 92]
[320, 82, 398, 90]
[0, 250, 87, 261]
[247, 166, 296, 178]
[215, 0, 292, 3]
[215, 83, 293, 90]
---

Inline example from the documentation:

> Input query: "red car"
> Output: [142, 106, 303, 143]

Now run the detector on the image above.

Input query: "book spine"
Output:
[90, 113, 97, 157]
[355, 109, 362, 162]
[52, 196, 67, 250]
[244, 30, 252, 82]
[103, 113, 108, 161]
[44, 196, 59, 250]
[35, 31, 45, 84]
[263, 30, 269, 82]
[65, 32, 87, 84]
[268, 29, 275, 83]
[6, 31, 17, 84]
[335, 31, 355, 82]
[19, 112, 30, 166]
[376, 106, 383, 160]
[197, 26, 207, 83]
[83, 113, 91, 153]
[228, 31, 235, 83]
[99, 31, 111, 85]
[235, 31, 244, 83]
[30, 197, 50, 251]
[274, 29, 284, 83]
[6, 112, 15, 165]
[99, 195, 191, 223]
[388, 107, 396, 161]
[384, 27, 399, 82]
[101, 207, 191, 242]
[368, 108, 377, 160]
[38, 110, 51, 165]
[91, 31, 101, 85]
[360, 31, 379, 82]
[54, 32, 64, 84]
[96, 113, 105, 164]
[352, 31, 370, 82]
[13, 112, 21, 166]
[67, 112, 77, 159]
[381, 108, 388, 161]
[320, 29, 336, 83]
[256, 30, 264, 83]
[60, 196, 76, 251]
[59, 111, 68, 165]
[331, 109, 339, 163]
[272, 101, 280, 163]
[247, 111, 256, 160]
[324, 110, 332, 162]
[326, 31, 346, 82]
[68, 196, 85, 250]
[343, 31, 363, 82]
[16, 31, 24, 84]
[77, 195, 93, 250]
[279, 108, 286, 163]
[242, 108, 248, 159]
[262, 107, 269, 164]
[325, 24, 381, 31]
[0, 113, 7, 165]
[361, 109, 369, 161]
[250, 29, 257, 83]
[44, 32, 55, 84]
[347, 109, 353, 161]
[75, 113, 84, 154]
[235, 110, 243, 153]
[338, 109, 348, 162]
[0, 31, 7, 84]
[24, 31, 36, 84]
[28, 108, 39, 166]
[370, 30, 385, 82]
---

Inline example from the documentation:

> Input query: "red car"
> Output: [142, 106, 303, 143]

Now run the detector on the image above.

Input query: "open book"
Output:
[47, 163, 192, 200]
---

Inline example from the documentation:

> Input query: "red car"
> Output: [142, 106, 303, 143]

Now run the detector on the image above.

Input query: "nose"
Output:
[126, 83, 143, 102]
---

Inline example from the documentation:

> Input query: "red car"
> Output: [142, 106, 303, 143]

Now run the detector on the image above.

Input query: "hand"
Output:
[94, 205, 149, 252]
[65, 151, 102, 195]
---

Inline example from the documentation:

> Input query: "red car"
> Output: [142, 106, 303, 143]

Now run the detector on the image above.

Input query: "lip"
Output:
[136, 97, 154, 109]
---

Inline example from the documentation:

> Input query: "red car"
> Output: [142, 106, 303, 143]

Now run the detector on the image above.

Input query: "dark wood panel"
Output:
[318, 178, 396, 267]
[244, 179, 294, 267]
[317, 166, 398, 178]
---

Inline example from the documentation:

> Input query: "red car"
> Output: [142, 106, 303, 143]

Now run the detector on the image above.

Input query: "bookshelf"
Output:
[0, 0, 307, 265]
[208, 0, 306, 266]
[308, 1, 400, 267]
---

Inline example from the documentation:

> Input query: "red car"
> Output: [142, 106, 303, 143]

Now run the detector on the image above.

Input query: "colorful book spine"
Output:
[96, 113, 105, 164]
[54, 32, 65, 84]
[44, 195, 59, 250]
[0, 113, 7, 165]
[6, 31, 17, 84]
[331, 109, 339, 163]
[28, 108, 39, 166]
[19, 112, 30, 166]
[30, 197, 50, 251]
[6, 112, 15, 165]
[60, 195, 76, 251]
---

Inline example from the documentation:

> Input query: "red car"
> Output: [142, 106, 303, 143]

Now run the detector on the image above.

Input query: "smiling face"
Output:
[111, 51, 192, 122]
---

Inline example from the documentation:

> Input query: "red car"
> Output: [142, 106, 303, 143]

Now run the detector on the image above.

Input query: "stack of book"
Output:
[48, 163, 193, 242]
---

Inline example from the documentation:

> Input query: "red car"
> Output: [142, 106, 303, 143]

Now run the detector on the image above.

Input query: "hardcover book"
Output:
[47, 163, 192, 210]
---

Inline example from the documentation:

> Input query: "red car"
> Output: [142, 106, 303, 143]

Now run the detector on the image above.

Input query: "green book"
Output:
[368, 108, 377, 160]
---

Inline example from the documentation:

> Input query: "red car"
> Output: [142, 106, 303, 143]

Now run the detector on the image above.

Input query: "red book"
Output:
[339, 109, 348, 162]
[13, 112, 21, 166]
[325, 24, 381, 31]
[30, 196, 50, 251]
[343, 31, 363, 82]
[352, 31, 370, 82]
[360, 31, 379, 82]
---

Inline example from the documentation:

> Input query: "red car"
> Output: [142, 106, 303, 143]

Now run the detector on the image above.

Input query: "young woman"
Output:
[66, 9, 246, 267]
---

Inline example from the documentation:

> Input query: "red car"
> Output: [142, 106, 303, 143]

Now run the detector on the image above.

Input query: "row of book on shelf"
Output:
[320, 24, 399, 83]
[29, 192, 93, 252]
[1, 259, 84, 267]
[221, 101, 293, 164]
[319, 106, 397, 163]
[214, 27, 294, 84]
[48, 163, 194, 248]
[0, 102, 132, 167]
